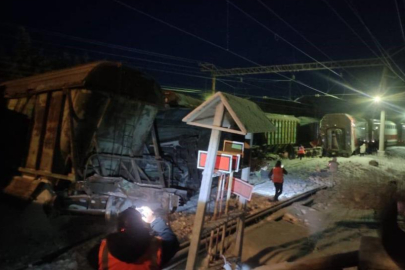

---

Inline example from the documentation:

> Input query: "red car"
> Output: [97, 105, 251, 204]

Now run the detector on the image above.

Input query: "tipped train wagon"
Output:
[1, 62, 187, 216]
[320, 113, 402, 157]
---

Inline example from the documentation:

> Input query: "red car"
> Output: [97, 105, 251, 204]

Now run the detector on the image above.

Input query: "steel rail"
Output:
[163, 185, 327, 269]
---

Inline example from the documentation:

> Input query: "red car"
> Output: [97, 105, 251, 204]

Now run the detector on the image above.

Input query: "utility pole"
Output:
[212, 75, 216, 94]
[378, 67, 388, 156]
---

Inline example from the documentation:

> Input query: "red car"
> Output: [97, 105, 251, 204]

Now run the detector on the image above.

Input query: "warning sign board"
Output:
[197, 151, 233, 173]
[197, 151, 240, 173]
[232, 178, 254, 201]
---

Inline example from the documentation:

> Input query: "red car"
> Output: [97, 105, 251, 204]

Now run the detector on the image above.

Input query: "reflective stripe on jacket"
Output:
[272, 167, 284, 183]
[98, 237, 162, 270]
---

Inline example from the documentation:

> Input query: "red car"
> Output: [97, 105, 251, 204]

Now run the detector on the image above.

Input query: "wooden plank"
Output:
[39, 91, 64, 172]
[26, 93, 49, 169]
[186, 102, 224, 270]
[219, 93, 247, 134]
[182, 93, 221, 123]
[185, 121, 246, 135]
[18, 167, 75, 182]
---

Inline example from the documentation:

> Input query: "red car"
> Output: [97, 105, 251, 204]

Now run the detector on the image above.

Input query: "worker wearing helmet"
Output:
[87, 207, 179, 270]
[268, 160, 288, 202]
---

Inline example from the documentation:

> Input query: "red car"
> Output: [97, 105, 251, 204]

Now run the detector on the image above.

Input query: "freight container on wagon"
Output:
[264, 114, 300, 146]
[1, 62, 187, 216]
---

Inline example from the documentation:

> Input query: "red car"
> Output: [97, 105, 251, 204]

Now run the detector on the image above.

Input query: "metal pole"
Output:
[378, 67, 387, 157]
[212, 76, 216, 94]
[186, 103, 224, 270]
[234, 133, 252, 258]
[378, 110, 386, 156]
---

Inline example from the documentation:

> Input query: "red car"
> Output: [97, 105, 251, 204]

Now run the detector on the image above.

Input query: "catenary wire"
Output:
[227, 0, 341, 77]
[110, 0, 341, 100]
[255, 0, 367, 87]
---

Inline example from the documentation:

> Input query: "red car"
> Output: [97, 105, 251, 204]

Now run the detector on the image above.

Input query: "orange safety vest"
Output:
[98, 237, 162, 270]
[298, 147, 305, 154]
[272, 167, 284, 183]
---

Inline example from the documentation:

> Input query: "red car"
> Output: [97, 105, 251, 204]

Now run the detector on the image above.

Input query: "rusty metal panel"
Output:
[7, 99, 18, 110]
[26, 93, 49, 170]
[39, 91, 64, 172]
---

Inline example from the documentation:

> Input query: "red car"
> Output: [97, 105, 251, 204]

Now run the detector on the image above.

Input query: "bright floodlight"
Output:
[373, 96, 381, 103]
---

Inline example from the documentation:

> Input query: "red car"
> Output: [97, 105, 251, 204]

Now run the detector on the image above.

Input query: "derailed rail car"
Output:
[320, 113, 398, 156]
[1, 62, 186, 215]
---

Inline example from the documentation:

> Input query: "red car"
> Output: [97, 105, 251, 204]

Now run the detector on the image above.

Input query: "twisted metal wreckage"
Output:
[1, 61, 203, 217]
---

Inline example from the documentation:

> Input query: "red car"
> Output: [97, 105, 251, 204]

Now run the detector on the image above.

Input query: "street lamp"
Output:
[373, 96, 381, 103]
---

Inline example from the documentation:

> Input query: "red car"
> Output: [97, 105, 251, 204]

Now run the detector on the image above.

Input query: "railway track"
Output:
[18, 186, 326, 270]
[163, 185, 327, 270]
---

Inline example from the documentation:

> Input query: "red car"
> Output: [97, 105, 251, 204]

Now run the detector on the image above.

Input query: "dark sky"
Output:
[1, 0, 405, 115]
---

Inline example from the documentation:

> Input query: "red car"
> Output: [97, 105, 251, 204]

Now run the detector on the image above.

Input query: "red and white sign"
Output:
[232, 178, 254, 201]
[197, 151, 240, 173]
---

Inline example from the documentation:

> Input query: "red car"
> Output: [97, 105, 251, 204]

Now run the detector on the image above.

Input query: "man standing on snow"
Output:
[297, 145, 305, 160]
[268, 160, 288, 202]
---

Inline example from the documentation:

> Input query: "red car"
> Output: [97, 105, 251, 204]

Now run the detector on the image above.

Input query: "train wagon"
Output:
[320, 114, 368, 156]
[264, 114, 300, 145]
[369, 119, 398, 146]
[1, 62, 186, 216]
[320, 113, 399, 156]
[297, 116, 320, 146]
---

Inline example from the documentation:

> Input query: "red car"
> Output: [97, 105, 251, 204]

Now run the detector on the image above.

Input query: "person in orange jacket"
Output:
[297, 145, 306, 160]
[268, 160, 288, 202]
[87, 207, 179, 270]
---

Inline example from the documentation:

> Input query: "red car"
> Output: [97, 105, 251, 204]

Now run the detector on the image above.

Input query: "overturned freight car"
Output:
[1, 62, 187, 216]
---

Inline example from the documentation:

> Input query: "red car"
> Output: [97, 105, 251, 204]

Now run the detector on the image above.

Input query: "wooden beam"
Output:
[186, 121, 246, 135]
[219, 93, 248, 134]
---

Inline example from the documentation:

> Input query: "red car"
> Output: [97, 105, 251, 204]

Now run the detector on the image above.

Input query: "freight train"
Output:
[1, 62, 189, 217]
[320, 113, 405, 156]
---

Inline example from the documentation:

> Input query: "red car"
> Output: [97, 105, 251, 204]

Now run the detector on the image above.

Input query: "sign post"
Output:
[186, 103, 224, 270]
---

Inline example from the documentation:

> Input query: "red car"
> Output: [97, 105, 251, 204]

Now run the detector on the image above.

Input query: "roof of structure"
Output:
[182, 91, 275, 135]
[266, 113, 300, 122]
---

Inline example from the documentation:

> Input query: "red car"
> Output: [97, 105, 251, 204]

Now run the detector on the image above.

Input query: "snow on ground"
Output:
[5, 146, 405, 270]
[232, 148, 405, 269]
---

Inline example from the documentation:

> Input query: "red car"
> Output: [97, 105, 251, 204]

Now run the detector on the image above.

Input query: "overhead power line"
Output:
[0, 33, 201, 71]
[394, 0, 405, 43]
[0, 24, 202, 64]
[110, 0, 341, 100]
[343, 0, 405, 82]
[255, 0, 366, 87]
[204, 58, 383, 76]
[227, 0, 341, 77]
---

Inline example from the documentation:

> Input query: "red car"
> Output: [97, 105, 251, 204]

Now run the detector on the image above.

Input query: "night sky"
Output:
[1, 0, 405, 116]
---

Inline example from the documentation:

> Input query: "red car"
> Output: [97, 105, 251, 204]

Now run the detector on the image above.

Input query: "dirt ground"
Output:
[2, 147, 405, 270]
